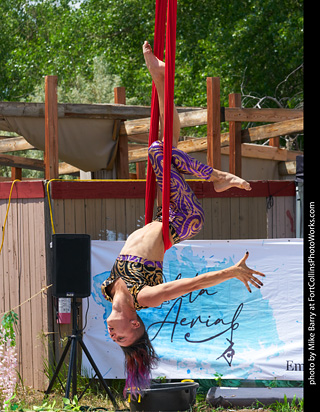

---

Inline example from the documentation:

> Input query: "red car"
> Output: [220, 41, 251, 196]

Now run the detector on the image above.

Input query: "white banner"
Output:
[83, 239, 303, 381]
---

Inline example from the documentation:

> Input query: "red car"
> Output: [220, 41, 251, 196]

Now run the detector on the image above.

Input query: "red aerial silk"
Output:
[145, 0, 177, 252]
[144, 0, 166, 228]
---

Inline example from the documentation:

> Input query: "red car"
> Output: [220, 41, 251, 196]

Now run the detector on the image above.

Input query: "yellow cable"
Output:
[46, 179, 61, 235]
[46, 177, 148, 235]
[2, 176, 146, 253]
[0, 179, 21, 255]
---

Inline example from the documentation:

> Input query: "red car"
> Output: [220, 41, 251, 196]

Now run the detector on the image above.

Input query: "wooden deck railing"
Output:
[0, 76, 303, 181]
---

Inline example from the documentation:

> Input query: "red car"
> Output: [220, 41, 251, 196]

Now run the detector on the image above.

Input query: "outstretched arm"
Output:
[138, 252, 265, 308]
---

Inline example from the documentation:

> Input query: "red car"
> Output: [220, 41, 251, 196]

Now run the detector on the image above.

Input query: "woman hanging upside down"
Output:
[101, 41, 265, 398]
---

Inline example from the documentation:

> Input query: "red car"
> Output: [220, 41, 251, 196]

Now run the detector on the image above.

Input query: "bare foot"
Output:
[143, 41, 165, 82]
[209, 169, 252, 192]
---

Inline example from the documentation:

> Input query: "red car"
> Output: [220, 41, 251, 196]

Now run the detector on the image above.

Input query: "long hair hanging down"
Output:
[121, 328, 159, 399]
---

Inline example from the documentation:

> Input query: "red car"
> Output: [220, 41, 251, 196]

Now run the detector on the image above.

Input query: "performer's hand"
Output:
[233, 252, 265, 292]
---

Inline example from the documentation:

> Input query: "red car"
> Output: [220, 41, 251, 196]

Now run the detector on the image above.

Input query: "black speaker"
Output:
[52, 234, 91, 298]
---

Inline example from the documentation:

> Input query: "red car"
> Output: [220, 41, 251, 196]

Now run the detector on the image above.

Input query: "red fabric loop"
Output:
[144, 0, 167, 226]
[145, 0, 177, 252]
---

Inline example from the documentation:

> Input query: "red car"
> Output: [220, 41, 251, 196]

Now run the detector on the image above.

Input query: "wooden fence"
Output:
[0, 182, 48, 390]
[0, 178, 296, 390]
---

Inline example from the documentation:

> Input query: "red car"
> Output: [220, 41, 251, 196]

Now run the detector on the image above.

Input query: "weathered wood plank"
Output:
[115, 199, 126, 240]
[267, 196, 295, 238]
[230, 198, 240, 239]
[125, 198, 136, 238]
[0, 153, 79, 175]
[0, 136, 34, 152]
[29, 200, 43, 390]
[64, 199, 76, 233]
[239, 197, 251, 239]
[278, 160, 296, 175]
[0, 154, 44, 170]
[225, 107, 303, 122]
[202, 198, 212, 240]
[11, 198, 22, 379]
[6, 198, 23, 386]
[128, 140, 303, 164]
[242, 117, 304, 143]
[219, 198, 232, 239]
[58, 162, 79, 175]
[211, 198, 222, 239]
[75, 199, 86, 234]
[0, 201, 6, 313]
[52, 198, 64, 233]
[221, 143, 303, 162]
[20, 200, 34, 387]
[105, 198, 117, 241]
[0, 101, 151, 119]
[121, 108, 303, 139]
[0, 116, 302, 153]
[128, 117, 304, 163]
[34, 198, 48, 390]
[250, 197, 268, 239]
[85, 199, 99, 238]
[136, 198, 145, 231]
[119, 108, 206, 140]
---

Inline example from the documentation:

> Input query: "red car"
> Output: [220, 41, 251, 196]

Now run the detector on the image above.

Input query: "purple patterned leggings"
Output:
[148, 140, 214, 242]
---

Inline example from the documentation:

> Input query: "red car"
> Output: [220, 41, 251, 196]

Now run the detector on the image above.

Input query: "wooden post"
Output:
[114, 86, 126, 107]
[206, 77, 221, 169]
[44, 76, 59, 180]
[269, 136, 280, 147]
[229, 93, 242, 176]
[11, 167, 22, 181]
[114, 87, 129, 179]
[136, 161, 146, 179]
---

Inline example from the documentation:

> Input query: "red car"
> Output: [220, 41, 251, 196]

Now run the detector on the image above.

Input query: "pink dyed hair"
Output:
[121, 328, 158, 399]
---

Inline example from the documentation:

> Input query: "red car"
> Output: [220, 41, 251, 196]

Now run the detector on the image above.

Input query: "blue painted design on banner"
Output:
[91, 245, 285, 378]
[91, 271, 112, 340]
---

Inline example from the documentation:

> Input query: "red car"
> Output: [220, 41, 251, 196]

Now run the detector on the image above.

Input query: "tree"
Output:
[1, 0, 92, 100]
[0, 0, 303, 110]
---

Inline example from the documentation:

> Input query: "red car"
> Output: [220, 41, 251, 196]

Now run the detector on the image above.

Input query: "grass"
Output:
[2, 383, 304, 412]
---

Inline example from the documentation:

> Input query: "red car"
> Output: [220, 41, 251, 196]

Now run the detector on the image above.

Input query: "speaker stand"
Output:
[45, 298, 118, 409]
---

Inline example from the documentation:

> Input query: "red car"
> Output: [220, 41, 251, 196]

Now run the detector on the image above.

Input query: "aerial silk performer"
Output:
[101, 0, 264, 400]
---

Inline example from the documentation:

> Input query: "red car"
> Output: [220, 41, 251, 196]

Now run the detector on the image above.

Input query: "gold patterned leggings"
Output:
[148, 140, 213, 242]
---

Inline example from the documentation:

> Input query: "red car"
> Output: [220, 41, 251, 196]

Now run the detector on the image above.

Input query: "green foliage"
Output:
[1, 0, 303, 108]
[27, 56, 123, 104]
[0, 311, 18, 347]
[0, 0, 303, 177]
[213, 372, 223, 387]
[62, 396, 81, 411]
[270, 394, 304, 412]
[3, 393, 17, 412]
[32, 399, 57, 411]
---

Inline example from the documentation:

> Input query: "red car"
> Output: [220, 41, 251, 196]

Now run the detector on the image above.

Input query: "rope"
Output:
[0, 284, 52, 317]
[0, 179, 21, 255]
